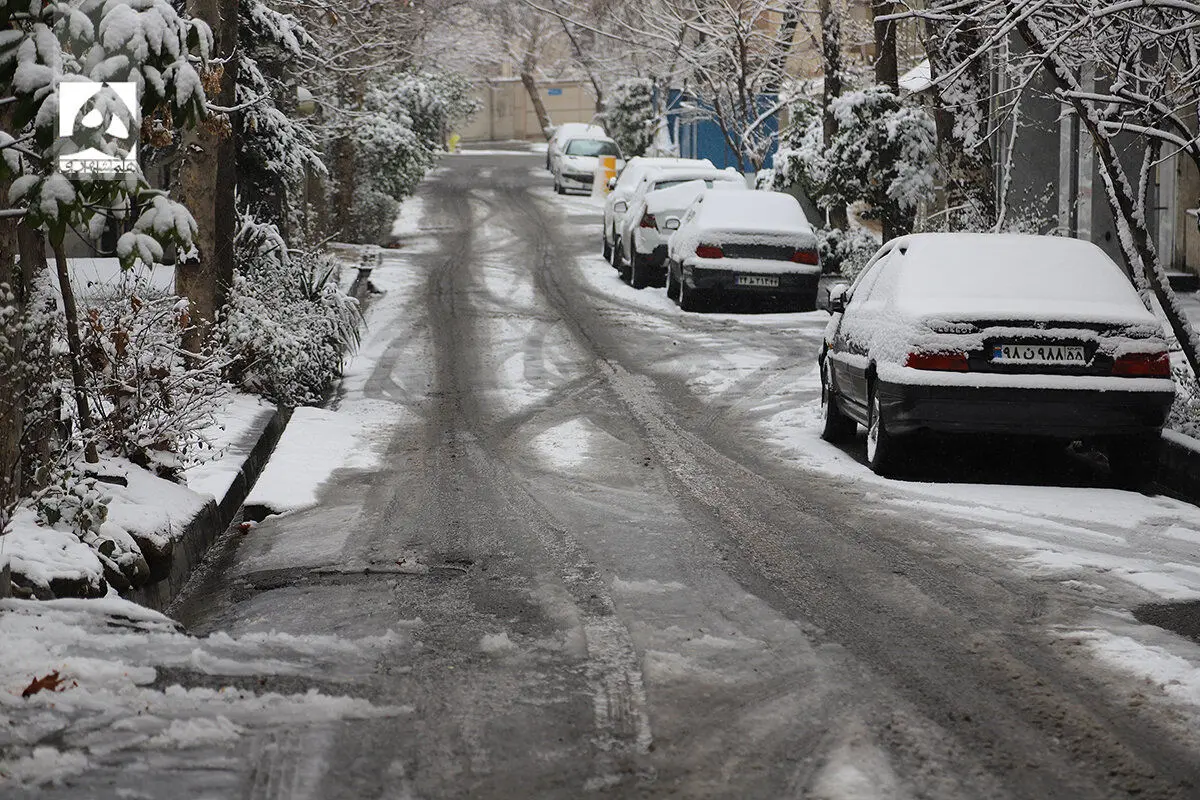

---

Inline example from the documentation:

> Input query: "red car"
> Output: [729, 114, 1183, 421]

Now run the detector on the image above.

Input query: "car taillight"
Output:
[640, 212, 657, 229]
[1112, 352, 1170, 377]
[905, 351, 969, 372]
[791, 249, 819, 265]
[695, 245, 723, 259]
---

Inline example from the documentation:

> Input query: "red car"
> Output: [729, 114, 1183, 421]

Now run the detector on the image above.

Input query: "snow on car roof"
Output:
[693, 190, 811, 234]
[645, 178, 746, 215]
[552, 123, 605, 140]
[891, 233, 1158, 323]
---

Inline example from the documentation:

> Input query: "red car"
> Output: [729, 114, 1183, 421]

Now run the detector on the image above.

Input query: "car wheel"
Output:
[679, 279, 705, 312]
[610, 236, 623, 269]
[820, 359, 857, 443]
[602, 236, 612, 262]
[630, 251, 650, 289]
[1107, 435, 1161, 492]
[866, 386, 898, 476]
[666, 267, 680, 301]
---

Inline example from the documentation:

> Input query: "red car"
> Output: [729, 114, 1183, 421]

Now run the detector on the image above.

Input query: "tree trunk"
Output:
[872, 1, 899, 92]
[331, 76, 362, 240]
[927, 3, 996, 229]
[820, 0, 848, 229]
[51, 236, 98, 464]
[1013, 11, 1200, 379]
[175, 0, 239, 353]
[520, 50, 553, 139]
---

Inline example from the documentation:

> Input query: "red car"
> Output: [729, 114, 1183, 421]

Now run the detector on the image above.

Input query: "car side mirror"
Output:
[827, 283, 849, 314]
[614, 201, 628, 213]
[607, 177, 617, 190]
[664, 217, 681, 231]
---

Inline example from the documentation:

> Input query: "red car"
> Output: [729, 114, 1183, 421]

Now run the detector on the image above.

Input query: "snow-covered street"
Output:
[7, 148, 1200, 798]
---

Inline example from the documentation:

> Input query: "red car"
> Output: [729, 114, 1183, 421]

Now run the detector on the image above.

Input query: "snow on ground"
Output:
[0, 596, 409, 790]
[184, 392, 278, 502]
[243, 400, 401, 517]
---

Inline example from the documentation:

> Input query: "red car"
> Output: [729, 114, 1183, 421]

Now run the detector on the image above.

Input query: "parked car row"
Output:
[544, 129, 1175, 487]
[594, 155, 823, 311]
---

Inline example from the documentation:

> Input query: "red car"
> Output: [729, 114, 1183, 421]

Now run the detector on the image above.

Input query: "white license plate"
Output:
[992, 343, 1086, 364]
[736, 275, 779, 288]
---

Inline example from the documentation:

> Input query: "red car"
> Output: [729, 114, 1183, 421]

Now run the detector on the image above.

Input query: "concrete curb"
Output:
[1157, 430, 1200, 502]
[127, 406, 292, 612]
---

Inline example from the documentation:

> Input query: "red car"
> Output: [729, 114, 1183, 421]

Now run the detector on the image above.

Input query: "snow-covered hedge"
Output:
[218, 217, 361, 406]
[602, 78, 655, 159]
[775, 87, 936, 232]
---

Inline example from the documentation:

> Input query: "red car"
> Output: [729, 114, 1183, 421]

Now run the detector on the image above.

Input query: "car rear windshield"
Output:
[566, 139, 620, 157]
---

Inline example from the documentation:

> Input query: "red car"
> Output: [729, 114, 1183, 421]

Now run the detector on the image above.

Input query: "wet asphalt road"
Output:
[161, 150, 1200, 799]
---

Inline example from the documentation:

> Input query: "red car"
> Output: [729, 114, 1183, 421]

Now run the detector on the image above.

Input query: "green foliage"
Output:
[603, 78, 654, 158]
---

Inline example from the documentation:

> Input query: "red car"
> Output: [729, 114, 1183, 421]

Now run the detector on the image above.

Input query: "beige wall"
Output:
[459, 79, 600, 142]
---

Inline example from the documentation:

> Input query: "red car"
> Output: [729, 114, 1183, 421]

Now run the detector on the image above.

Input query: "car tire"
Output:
[679, 279, 705, 312]
[1107, 435, 1161, 492]
[866, 385, 899, 476]
[666, 267, 680, 301]
[820, 359, 857, 443]
[630, 251, 650, 289]
[610, 236, 623, 269]
[602, 236, 612, 262]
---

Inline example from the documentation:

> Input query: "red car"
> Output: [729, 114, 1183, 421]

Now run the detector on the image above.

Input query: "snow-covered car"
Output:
[546, 122, 605, 170]
[552, 137, 624, 194]
[612, 166, 744, 273]
[818, 233, 1176, 484]
[619, 176, 748, 289]
[601, 157, 714, 261]
[665, 190, 820, 312]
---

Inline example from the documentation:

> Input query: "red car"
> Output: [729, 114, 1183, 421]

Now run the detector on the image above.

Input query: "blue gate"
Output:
[662, 89, 779, 172]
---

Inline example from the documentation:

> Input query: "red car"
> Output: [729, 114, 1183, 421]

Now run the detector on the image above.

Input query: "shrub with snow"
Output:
[775, 87, 937, 234]
[603, 78, 655, 159]
[218, 215, 362, 406]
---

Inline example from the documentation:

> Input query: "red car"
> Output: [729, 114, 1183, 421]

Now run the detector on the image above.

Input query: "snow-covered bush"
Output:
[80, 287, 226, 479]
[218, 215, 362, 406]
[1169, 365, 1200, 440]
[34, 474, 110, 537]
[603, 78, 655, 158]
[818, 227, 880, 279]
[775, 87, 937, 235]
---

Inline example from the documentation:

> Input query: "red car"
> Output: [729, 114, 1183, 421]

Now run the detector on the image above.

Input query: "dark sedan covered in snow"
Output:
[818, 233, 1176, 486]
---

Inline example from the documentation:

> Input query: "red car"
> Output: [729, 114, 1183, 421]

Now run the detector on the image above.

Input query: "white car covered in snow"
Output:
[601, 157, 713, 261]
[612, 166, 744, 273]
[552, 136, 624, 195]
[619, 176, 748, 289]
[818, 233, 1176, 484]
[545, 122, 605, 170]
[666, 190, 821, 312]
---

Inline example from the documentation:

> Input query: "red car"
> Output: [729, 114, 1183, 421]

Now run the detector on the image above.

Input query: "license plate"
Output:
[992, 343, 1086, 365]
[736, 275, 779, 288]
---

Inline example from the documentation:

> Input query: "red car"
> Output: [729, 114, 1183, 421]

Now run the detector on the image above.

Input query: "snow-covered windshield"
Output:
[565, 139, 620, 157]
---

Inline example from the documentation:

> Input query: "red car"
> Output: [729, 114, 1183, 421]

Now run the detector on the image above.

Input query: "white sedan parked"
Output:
[553, 137, 624, 195]
[546, 122, 605, 171]
[612, 166, 744, 276]
[601, 157, 713, 261]
[620, 177, 747, 289]
[666, 190, 821, 312]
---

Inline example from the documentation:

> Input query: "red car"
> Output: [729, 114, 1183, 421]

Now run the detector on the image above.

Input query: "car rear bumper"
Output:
[876, 379, 1174, 438]
[685, 268, 819, 296]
